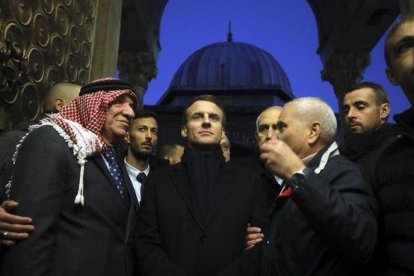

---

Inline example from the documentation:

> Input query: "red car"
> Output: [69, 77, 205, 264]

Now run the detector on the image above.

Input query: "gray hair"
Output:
[255, 106, 283, 131]
[284, 97, 337, 143]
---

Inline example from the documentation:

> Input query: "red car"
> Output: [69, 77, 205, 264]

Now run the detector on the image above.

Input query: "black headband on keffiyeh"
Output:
[80, 79, 136, 96]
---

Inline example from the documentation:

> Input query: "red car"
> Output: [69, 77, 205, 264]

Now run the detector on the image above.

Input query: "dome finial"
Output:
[227, 22, 233, 42]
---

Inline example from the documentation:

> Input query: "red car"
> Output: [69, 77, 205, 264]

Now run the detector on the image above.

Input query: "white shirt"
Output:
[274, 175, 284, 186]
[124, 158, 150, 203]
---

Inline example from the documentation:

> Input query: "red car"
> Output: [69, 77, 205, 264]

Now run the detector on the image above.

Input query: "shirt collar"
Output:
[124, 158, 150, 176]
[274, 175, 284, 186]
[302, 152, 317, 165]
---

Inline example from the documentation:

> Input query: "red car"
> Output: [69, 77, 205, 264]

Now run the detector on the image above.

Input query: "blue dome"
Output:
[166, 40, 293, 97]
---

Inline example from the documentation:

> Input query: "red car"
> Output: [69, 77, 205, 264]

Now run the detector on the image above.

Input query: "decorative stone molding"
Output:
[118, 51, 157, 102]
[0, 0, 96, 129]
[400, 0, 414, 15]
[321, 52, 371, 102]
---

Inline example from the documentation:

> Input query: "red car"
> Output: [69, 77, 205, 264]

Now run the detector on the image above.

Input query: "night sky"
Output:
[144, 0, 410, 120]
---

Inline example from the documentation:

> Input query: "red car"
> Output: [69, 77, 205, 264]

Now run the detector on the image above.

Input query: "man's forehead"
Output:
[187, 101, 222, 115]
[131, 117, 158, 127]
[344, 88, 375, 103]
[112, 93, 135, 103]
[259, 110, 281, 124]
[388, 21, 414, 47]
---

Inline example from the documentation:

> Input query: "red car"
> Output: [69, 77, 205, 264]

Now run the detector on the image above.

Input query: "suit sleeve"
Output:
[291, 157, 378, 264]
[134, 174, 187, 276]
[0, 127, 74, 276]
[217, 172, 268, 276]
[249, 174, 271, 230]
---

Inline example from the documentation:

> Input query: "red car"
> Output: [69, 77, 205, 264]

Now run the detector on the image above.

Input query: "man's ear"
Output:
[386, 67, 398, 86]
[255, 131, 260, 143]
[308, 122, 321, 145]
[125, 132, 131, 144]
[181, 125, 187, 138]
[54, 98, 65, 112]
[379, 103, 391, 122]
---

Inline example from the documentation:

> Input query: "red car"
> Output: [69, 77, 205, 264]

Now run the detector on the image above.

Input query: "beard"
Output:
[130, 144, 152, 161]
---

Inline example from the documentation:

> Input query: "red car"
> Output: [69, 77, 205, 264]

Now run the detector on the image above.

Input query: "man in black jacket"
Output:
[341, 82, 397, 179]
[0, 83, 81, 247]
[373, 15, 414, 275]
[134, 95, 268, 276]
[221, 97, 377, 276]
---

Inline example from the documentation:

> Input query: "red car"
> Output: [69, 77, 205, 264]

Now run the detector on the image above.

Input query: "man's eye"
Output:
[137, 127, 146, 132]
[396, 44, 409, 54]
[151, 129, 158, 135]
[394, 40, 414, 56]
[276, 122, 286, 130]
[210, 115, 220, 121]
[343, 107, 349, 114]
[357, 104, 366, 110]
[258, 125, 269, 133]
[192, 114, 202, 120]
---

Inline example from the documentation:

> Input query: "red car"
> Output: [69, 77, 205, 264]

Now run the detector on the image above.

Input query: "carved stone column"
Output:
[400, 0, 414, 15]
[89, 0, 123, 80]
[118, 52, 157, 104]
[321, 53, 371, 106]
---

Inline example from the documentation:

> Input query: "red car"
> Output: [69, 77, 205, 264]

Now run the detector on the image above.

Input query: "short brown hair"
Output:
[344, 82, 389, 105]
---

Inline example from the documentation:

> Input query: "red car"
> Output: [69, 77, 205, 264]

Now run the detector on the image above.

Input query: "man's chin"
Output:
[131, 149, 152, 160]
[190, 140, 220, 150]
[348, 126, 363, 134]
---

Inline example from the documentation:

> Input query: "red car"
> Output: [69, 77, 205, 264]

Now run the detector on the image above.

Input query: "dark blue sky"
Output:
[144, 0, 410, 119]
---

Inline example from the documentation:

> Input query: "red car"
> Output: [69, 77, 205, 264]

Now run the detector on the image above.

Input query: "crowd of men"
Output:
[0, 15, 412, 276]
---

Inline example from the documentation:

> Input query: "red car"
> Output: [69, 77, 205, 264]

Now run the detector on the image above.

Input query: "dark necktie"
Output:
[102, 148, 125, 199]
[136, 172, 147, 199]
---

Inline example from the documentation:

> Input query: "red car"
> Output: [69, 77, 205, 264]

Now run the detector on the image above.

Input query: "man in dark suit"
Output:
[0, 78, 139, 276]
[0, 82, 81, 246]
[134, 95, 268, 276]
[0, 109, 168, 246]
[233, 106, 283, 249]
[123, 109, 169, 205]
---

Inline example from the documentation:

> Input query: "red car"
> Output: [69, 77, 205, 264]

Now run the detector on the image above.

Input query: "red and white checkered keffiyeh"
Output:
[52, 89, 136, 150]
[7, 77, 137, 205]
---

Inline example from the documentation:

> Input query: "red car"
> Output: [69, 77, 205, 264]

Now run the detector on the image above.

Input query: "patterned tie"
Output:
[136, 172, 147, 199]
[102, 148, 125, 199]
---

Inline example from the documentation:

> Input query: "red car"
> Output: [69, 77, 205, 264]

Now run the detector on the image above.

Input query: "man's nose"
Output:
[346, 108, 355, 119]
[265, 128, 276, 139]
[145, 130, 153, 139]
[275, 128, 281, 139]
[201, 115, 211, 126]
[122, 104, 135, 119]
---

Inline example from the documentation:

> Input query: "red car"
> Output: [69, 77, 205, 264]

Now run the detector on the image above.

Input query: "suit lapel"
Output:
[172, 165, 204, 230]
[269, 194, 290, 217]
[203, 163, 236, 229]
